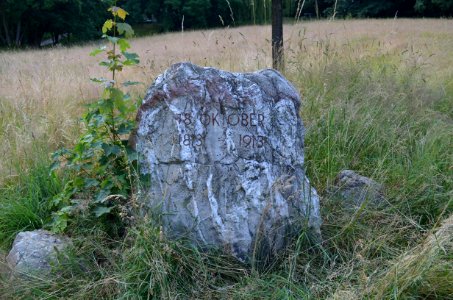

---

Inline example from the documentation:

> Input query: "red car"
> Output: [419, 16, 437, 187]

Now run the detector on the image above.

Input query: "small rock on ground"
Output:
[6, 229, 70, 277]
[332, 170, 384, 208]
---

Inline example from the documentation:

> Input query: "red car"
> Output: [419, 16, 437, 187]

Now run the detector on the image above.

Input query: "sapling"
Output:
[50, 3, 139, 233]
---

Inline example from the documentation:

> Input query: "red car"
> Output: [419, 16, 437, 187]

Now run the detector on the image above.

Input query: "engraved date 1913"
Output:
[178, 133, 266, 149]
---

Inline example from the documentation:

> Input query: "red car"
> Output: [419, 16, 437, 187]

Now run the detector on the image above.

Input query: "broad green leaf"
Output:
[91, 140, 103, 149]
[90, 77, 115, 88]
[99, 100, 114, 115]
[80, 133, 94, 143]
[50, 193, 67, 208]
[89, 46, 106, 56]
[84, 178, 99, 188]
[90, 77, 104, 83]
[117, 123, 133, 134]
[122, 51, 139, 65]
[51, 212, 69, 233]
[102, 19, 114, 34]
[118, 38, 130, 52]
[93, 206, 113, 217]
[102, 143, 122, 156]
[106, 88, 126, 114]
[109, 88, 124, 102]
[94, 181, 115, 203]
[106, 36, 119, 44]
[60, 206, 74, 213]
[116, 23, 134, 38]
[122, 80, 141, 87]
[89, 115, 106, 127]
[122, 51, 139, 60]
[73, 176, 84, 188]
[127, 150, 138, 163]
[114, 97, 127, 114]
[102, 88, 111, 99]
[73, 143, 86, 155]
[123, 60, 138, 66]
[99, 61, 111, 68]
[100, 179, 115, 189]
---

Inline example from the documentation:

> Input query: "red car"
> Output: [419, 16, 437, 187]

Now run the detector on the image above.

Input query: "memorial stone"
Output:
[134, 63, 321, 262]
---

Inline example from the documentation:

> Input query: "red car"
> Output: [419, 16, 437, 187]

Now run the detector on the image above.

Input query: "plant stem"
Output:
[111, 3, 118, 143]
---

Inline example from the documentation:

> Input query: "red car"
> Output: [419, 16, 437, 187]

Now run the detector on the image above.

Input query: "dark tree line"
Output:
[1, 0, 452, 48]
[0, 0, 109, 47]
[311, 0, 453, 18]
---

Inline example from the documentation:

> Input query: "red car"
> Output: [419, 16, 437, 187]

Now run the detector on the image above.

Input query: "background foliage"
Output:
[1, 0, 452, 48]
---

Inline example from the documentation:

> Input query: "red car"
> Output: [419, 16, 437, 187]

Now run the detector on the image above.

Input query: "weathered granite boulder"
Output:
[333, 170, 384, 207]
[135, 62, 321, 263]
[6, 230, 70, 276]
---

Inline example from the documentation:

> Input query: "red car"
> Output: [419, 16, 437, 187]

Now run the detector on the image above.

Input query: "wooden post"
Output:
[272, 0, 284, 71]
[315, 0, 319, 19]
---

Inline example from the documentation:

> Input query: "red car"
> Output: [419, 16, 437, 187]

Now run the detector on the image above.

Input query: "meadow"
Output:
[0, 19, 452, 299]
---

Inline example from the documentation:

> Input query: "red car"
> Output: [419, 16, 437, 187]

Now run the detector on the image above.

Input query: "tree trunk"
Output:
[272, 0, 284, 71]
[2, 13, 11, 46]
[15, 19, 21, 46]
[315, 0, 319, 19]
[0, 21, 5, 44]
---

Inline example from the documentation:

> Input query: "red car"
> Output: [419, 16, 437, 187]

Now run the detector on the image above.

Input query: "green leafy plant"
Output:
[50, 3, 139, 233]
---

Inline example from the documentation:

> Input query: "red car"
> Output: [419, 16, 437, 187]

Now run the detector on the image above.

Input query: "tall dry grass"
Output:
[1, 19, 452, 182]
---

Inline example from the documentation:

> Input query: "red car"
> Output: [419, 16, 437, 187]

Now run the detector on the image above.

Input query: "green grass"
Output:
[296, 56, 453, 225]
[370, 215, 453, 299]
[0, 147, 63, 250]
